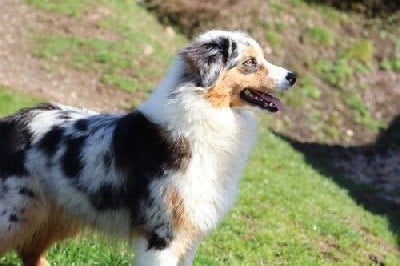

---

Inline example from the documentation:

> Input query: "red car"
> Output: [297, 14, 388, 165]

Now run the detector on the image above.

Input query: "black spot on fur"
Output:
[9, 214, 19, 222]
[113, 111, 190, 179]
[2, 185, 9, 193]
[0, 103, 61, 178]
[62, 135, 86, 178]
[74, 119, 89, 131]
[1, 210, 6, 216]
[112, 111, 191, 243]
[89, 183, 124, 210]
[148, 197, 155, 208]
[231, 41, 238, 59]
[18, 187, 36, 198]
[103, 152, 112, 169]
[147, 232, 172, 250]
[38, 126, 64, 157]
[220, 38, 230, 64]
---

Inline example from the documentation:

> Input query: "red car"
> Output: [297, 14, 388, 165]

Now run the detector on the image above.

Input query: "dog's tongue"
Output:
[262, 93, 283, 111]
[251, 90, 283, 111]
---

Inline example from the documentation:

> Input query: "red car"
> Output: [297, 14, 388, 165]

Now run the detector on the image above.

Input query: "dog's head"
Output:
[181, 30, 296, 112]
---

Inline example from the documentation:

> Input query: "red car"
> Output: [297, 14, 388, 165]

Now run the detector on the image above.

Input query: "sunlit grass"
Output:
[0, 87, 40, 116]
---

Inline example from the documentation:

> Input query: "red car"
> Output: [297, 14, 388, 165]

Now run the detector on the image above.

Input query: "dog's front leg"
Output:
[132, 237, 178, 266]
[178, 242, 200, 266]
[141, 195, 175, 250]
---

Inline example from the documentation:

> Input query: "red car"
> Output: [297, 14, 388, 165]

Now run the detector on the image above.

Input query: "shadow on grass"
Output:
[275, 115, 400, 245]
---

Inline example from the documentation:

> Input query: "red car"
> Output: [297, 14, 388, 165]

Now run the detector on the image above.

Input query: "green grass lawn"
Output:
[0, 88, 41, 116]
[0, 87, 398, 265]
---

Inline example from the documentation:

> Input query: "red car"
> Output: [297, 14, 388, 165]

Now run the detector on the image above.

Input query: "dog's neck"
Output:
[138, 58, 187, 124]
[139, 58, 258, 139]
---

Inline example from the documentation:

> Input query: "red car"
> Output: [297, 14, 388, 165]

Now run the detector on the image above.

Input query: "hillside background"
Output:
[0, 0, 399, 265]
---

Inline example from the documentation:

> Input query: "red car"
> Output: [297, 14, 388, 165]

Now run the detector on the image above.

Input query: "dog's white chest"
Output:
[175, 111, 258, 233]
[180, 157, 239, 232]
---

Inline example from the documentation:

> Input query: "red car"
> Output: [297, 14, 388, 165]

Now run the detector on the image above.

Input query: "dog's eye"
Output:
[243, 58, 257, 67]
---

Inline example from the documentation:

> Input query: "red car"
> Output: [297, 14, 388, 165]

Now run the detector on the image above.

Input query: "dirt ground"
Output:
[0, 0, 133, 112]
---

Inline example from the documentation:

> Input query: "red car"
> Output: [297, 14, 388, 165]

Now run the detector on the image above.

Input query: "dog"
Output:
[0, 30, 296, 266]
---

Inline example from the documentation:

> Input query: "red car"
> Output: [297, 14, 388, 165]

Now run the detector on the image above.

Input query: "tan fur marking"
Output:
[0, 188, 82, 266]
[206, 45, 277, 109]
[245, 46, 260, 59]
[166, 188, 201, 260]
[16, 205, 82, 266]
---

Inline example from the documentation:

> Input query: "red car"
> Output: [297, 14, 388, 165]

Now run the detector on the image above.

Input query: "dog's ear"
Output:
[181, 38, 237, 87]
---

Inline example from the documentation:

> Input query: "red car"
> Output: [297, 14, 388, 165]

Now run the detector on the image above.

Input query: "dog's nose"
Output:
[285, 72, 297, 86]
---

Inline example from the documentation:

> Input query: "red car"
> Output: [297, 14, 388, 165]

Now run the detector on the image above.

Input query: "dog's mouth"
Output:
[239, 88, 283, 112]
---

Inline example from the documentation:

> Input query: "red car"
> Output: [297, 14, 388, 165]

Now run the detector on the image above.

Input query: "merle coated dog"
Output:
[0, 30, 296, 266]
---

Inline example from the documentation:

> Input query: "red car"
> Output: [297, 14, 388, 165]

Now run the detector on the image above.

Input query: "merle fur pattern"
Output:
[0, 103, 190, 250]
[181, 35, 240, 87]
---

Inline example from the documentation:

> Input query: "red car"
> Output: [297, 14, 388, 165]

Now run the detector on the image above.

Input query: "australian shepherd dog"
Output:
[0, 30, 296, 265]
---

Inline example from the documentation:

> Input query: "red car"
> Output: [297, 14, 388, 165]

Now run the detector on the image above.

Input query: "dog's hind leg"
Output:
[16, 206, 82, 266]
[0, 176, 47, 264]
[18, 254, 49, 266]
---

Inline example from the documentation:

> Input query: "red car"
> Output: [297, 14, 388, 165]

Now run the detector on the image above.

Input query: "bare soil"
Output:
[0, 0, 133, 112]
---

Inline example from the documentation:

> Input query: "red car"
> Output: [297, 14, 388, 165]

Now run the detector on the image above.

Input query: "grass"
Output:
[316, 57, 354, 88]
[344, 39, 375, 68]
[265, 31, 282, 49]
[347, 94, 385, 132]
[305, 26, 335, 46]
[381, 58, 400, 72]
[0, 87, 398, 264]
[298, 76, 321, 100]
[0, 235, 132, 265]
[26, 0, 88, 17]
[0, 87, 41, 116]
